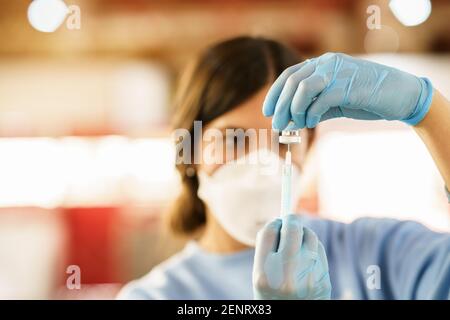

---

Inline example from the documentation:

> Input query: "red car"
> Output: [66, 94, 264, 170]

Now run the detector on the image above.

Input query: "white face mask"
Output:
[197, 150, 301, 247]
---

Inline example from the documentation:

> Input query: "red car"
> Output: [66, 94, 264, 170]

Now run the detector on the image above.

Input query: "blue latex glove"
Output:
[253, 214, 331, 299]
[263, 52, 434, 130]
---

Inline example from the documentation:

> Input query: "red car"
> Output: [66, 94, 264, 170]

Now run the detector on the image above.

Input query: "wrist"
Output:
[402, 77, 434, 126]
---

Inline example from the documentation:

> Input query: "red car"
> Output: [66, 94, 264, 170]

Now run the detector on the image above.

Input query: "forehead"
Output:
[204, 86, 272, 131]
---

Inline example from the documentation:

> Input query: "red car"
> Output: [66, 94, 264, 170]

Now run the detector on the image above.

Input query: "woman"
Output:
[118, 37, 450, 300]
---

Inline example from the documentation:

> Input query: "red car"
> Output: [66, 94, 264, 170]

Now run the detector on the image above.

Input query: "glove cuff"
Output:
[402, 77, 434, 126]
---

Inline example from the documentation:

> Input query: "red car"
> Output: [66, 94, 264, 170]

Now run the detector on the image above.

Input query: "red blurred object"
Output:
[64, 207, 121, 284]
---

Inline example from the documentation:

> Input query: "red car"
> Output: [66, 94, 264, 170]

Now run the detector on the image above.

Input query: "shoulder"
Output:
[301, 214, 449, 251]
[117, 243, 200, 300]
[303, 214, 436, 237]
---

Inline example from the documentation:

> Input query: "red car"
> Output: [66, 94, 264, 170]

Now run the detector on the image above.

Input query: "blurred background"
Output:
[0, 0, 449, 299]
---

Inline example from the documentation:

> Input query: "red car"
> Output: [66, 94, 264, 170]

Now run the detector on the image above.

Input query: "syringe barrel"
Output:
[280, 156, 292, 217]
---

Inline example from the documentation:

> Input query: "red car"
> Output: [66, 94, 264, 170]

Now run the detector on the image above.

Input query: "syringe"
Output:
[279, 129, 301, 217]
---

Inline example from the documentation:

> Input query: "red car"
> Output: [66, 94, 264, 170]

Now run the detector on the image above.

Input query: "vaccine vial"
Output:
[279, 129, 301, 145]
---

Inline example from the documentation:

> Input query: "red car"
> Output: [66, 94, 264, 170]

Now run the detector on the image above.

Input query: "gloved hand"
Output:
[253, 214, 331, 299]
[263, 52, 434, 130]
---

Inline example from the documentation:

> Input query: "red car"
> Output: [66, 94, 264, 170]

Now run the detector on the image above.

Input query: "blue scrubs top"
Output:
[117, 215, 450, 300]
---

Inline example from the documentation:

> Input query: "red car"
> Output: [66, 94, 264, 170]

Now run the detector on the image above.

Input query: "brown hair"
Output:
[168, 36, 310, 237]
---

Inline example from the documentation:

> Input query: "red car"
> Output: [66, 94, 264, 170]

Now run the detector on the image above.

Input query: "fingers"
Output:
[255, 218, 282, 259]
[272, 63, 317, 130]
[253, 218, 282, 293]
[263, 60, 315, 130]
[302, 227, 319, 255]
[290, 74, 328, 129]
[284, 121, 301, 131]
[303, 87, 342, 128]
[265, 53, 347, 130]
[262, 60, 311, 118]
[302, 94, 384, 128]
[317, 242, 329, 273]
[254, 215, 332, 300]
[304, 231, 330, 294]
[313, 273, 332, 300]
[278, 214, 304, 256]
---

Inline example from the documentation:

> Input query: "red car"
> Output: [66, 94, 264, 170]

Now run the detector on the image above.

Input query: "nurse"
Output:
[118, 37, 450, 300]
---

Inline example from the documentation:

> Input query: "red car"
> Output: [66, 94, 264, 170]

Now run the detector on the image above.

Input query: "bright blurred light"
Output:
[0, 211, 63, 299]
[0, 137, 178, 207]
[27, 0, 68, 33]
[0, 138, 65, 208]
[316, 131, 449, 232]
[389, 0, 432, 27]
[110, 64, 170, 133]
